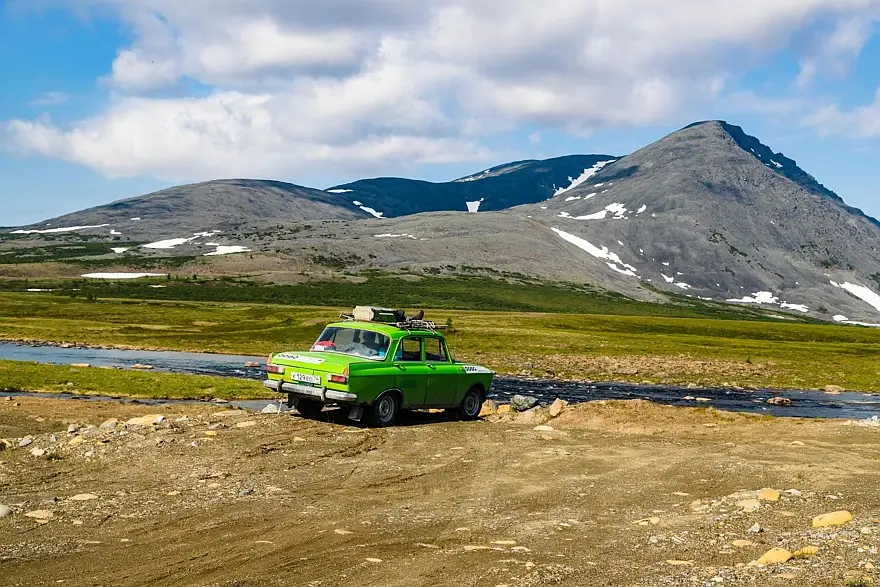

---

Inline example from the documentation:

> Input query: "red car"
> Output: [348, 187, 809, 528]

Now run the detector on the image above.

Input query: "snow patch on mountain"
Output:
[553, 160, 615, 196]
[12, 224, 110, 235]
[376, 233, 419, 240]
[327, 189, 353, 194]
[551, 227, 639, 278]
[353, 200, 384, 218]
[831, 281, 880, 313]
[559, 203, 629, 221]
[727, 291, 810, 313]
[82, 273, 167, 279]
[466, 198, 484, 213]
[205, 245, 250, 256]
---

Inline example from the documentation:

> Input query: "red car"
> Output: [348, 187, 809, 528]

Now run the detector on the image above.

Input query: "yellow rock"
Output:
[793, 546, 819, 558]
[235, 421, 257, 428]
[757, 548, 793, 565]
[758, 489, 781, 502]
[812, 511, 853, 528]
[665, 560, 694, 566]
[732, 540, 755, 548]
[866, 562, 876, 571]
[203, 431, 218, 437]
[479, 400, 497, 417]
[126, 415, 164, 426]
[68, 436, 85, 447]
[737, 499, 761, 512]
[496, 405, 513, 415]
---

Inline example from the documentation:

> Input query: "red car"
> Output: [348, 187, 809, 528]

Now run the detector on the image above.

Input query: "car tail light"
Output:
[329, 366, 349, 385]
[266, 357, 284, 374]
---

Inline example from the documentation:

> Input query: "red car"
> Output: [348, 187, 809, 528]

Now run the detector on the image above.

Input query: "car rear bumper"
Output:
[263, 379, 358, 403]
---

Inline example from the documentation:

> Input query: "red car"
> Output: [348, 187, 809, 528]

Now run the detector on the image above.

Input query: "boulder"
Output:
[479, 399, 498, 417]
[758, 488, 781, 502]
[496, 404, 513, 415]
[757, 548, 793, 565]
[812, 510, 853, 528]
[510, 395, 539, 412]
[793, 546, 819, 558]
[549, 398, 568, 418]
[261, 404, 281, 414]
[824, 385, 845, 394]
[0, 504, 11, 518]
[767, 397, 792, 407]
[126, 415, 165, 427]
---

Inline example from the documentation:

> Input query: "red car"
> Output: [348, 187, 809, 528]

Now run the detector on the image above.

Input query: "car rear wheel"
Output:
[295, 398, 324, 420]
[458, 387, 483, 420]
[369, 393, 400, 427]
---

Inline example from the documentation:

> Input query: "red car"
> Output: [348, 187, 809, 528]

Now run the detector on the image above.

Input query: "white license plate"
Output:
[291, 372, 321, 385]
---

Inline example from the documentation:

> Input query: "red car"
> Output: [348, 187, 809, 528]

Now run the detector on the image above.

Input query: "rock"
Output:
[30, 448, 46, 457]
[757, 548, 793, 565]
[0, 438, 11, 451]
[767, 397, 792, 407]
[785, 489, 803, 497]
[67, 424, 80, 434]
[732, 540, 755, 548]
[334, 528, 354, 535]
[695, 397, 712, 403]
[68, 436, 85, 447]
[237, 488, 253, 497]
[758, 488, 781, 502]
[24, 509, 54, 521]
[496, 404, 513, 415]
[824, 385, 845, 394]
[866, 562, 876, 571]
[365, 558, 383, 563]
[549, 398, 568, 418]
[533, 425, 555, 432]
[748, 523, 763, 534]
[861, 527, 874, 535]
[511, 395, 539, 412]
[130, 364, 154, 370]
[0, 504, 12, 518]
[261, 404, 281, 414]
[236, 421, 257, 428]
[244, 362, 261, 368]
[793, 546, 819, 558]
[68, 493, 98, 501]
[126, 415, 165, 426]
[812, 510, 853, 528]
[18, 436, 34, 448]
[737, 499, 761, 512]
[479, 399, 498, 417]
[99, 419, 119, 430]
[70, 363, 90, 368]
[167, 491, 181, 496]
[203, 431, 218, 437]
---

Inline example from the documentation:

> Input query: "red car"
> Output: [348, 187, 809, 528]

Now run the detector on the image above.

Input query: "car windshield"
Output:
[311, 326, 390, 360]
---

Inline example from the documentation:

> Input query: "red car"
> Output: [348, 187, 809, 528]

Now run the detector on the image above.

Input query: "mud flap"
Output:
[286, 393, 294, 409]
[348, 405, 364, 422]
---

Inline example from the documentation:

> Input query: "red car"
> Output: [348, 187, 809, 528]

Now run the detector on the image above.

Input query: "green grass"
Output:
[0, 360, 268, 400]
[0, 292, 878, 392]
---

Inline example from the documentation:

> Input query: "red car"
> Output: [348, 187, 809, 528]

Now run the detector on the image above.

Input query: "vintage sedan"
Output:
[264, 318, 494, 426]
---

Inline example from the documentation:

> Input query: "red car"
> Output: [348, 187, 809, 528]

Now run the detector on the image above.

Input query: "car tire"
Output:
[295, 398, 324, 420]
[369, 393, 400, 427]
[458, 387, 483, 421]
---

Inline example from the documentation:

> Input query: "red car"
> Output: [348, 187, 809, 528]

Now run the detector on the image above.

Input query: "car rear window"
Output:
[425, 338, 448, 362]
[312, 327, 390, 360]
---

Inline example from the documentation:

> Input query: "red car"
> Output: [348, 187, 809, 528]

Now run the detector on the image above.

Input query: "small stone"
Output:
[19, 436, 34, 448]
[549, 398, 568, 418]
[732, 540, 755, 548]
[68, 494, 98, 501]
[511, 546, 532, 553]
[334, 529, 354, 535]
[737, 499, 761, 512]
[665, 560, 694, 566]
[510, 395, 539, 412]
[237, 488, 253, 497]
[785, 489, 802, 497]
[99, 419, 119, 430]
[812, 511, 853, 528]
[236, 421, 257, 428]
[748, 523, 763, 534]
[479, 399, 498, 417]
[126, 415, 165, 426]
[67, 424, 80, 434]
[793, 546, 819, 558]
[30, 448, 46, 457]
[365, 558, 382, 563]
[496, 404, 513, 415]
[68, 436, 85, 447]
[861, 527, 873, 535]
[767, 397, 792, 407]
[463, 545, 491, 551]
[491, 540, 517, 546]
[533, 425, 555, 432]
[131, 364, 154, 370]
[790, 441, 806, 447]
[293, 437, 307, 442]
[757, 548, 793, 565]
[0, 504, 12, 518]
[166, 491, 181, 496]
[824, 385, 845, 394]
[866, 562, 876, 571]
[261, 404, 281, 414]
[203, 431, 218, 437]
[758, 489, 781, 502]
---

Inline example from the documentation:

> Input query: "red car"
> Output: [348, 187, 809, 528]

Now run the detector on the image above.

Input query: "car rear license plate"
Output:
[291, 372, 321, 385]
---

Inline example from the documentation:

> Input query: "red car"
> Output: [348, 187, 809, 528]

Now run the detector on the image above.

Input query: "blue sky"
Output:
[2, 1, 879, 226]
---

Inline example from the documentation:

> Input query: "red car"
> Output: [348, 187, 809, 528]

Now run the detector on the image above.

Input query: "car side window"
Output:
[395, 337, 422, 362]
[425, 337, 448, 362]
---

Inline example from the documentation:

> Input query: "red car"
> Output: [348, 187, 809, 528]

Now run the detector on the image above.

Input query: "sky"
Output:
[2, 0, 880, 226]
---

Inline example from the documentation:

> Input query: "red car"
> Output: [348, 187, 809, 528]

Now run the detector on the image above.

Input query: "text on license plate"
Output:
[291, 372, 321, 385]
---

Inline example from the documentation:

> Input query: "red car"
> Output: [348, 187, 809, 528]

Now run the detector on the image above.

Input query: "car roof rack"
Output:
[338, 314, 447, 331]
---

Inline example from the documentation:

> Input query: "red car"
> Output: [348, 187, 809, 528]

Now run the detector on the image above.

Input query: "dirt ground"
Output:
[1, 396, 879, 587]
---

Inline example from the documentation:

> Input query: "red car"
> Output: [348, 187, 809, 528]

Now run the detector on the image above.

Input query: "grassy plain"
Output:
[1, 291, 879, 393]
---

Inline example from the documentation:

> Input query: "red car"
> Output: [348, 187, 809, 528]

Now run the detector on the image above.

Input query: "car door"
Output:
[424, 337, 461, 407]
[392, 336, 431, 407]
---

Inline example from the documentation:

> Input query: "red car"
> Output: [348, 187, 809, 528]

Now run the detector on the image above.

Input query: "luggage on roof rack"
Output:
[350, 306, 405, 323]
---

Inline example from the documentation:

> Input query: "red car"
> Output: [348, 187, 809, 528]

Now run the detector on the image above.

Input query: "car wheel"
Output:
[295, 398, 324, 420]
[458, 387, 483, 420]
[369, 393, 400, 427]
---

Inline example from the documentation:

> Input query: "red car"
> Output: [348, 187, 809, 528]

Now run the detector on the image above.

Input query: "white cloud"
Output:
[5, 0, 880, 181]
[805, 87, 880, 139]
[28, 92, 71, 106]
[796, 17, 875, 88]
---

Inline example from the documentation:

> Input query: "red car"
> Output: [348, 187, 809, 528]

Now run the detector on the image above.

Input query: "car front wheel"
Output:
[458, 387, 483, 420]
[295, 398, 324, 420]
[369, 393, 400, 427]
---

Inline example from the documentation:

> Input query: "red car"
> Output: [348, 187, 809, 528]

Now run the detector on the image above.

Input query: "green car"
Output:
[263, 317, 494, 426]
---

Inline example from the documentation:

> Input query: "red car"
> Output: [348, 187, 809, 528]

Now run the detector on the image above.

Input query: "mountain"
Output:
[9, 179, 371, 238]
[325, 154, 618, 217]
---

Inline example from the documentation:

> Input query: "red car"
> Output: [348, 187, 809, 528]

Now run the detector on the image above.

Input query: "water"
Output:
[1, 342, 878, 420]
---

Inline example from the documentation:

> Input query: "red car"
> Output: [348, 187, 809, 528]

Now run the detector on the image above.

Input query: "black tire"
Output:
[295, 398, 324, 420]
[369, 393, 400, 427]
[458, 387, 483, 420]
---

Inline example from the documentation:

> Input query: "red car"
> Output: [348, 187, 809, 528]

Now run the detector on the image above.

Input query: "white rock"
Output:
[533, 425, 555, 432]
[69, 493, 99, 501]
[748, 523, 763, 534]
[261, 404, 281, 414]
[67, 424, 80, 434]
[18, 437, 34, 448]
[0, 504, 11, 518]
[30, 448, 46, 457]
